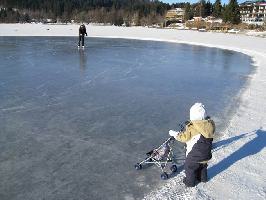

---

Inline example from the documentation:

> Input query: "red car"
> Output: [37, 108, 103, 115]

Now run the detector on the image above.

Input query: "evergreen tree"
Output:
[21, 13, 30, 23]
[0, 7, 21, 23]
[223, 0, 240, 24]
[199, 0, 206, 17]
[193, 0, 211, 18]
[184, 3, 193, 21]
[194, 2, 202, 17]
[213, 0, 222, 18]
[204, 0, 212, 17]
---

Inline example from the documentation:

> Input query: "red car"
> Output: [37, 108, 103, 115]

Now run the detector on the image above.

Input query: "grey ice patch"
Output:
[136, 175, 146, 187]
[124, 194, 135, 200]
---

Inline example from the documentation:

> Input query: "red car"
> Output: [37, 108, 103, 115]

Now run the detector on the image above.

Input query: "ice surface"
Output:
[0, 37, 252, 200]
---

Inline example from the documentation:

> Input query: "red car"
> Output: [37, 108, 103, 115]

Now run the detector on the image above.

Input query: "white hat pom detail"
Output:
[190, 103, 206, 121]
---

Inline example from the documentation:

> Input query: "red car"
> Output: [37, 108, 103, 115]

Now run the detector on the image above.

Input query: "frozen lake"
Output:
[0, 37, 253, 200]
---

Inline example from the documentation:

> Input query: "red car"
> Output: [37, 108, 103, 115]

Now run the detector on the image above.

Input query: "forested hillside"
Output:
[0, 0, 169, 25]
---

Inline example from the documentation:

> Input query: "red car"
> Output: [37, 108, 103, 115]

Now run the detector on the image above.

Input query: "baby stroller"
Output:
[134, 136, 178, 180]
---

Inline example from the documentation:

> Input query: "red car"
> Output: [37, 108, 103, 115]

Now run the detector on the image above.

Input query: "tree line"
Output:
[0, 0, 241, 25]
[181, 0, 241, 24]
[0, 0, 169, 25]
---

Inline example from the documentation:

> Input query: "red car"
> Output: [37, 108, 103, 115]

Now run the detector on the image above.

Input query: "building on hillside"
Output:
[165, 8, 185, 21]
[164, 8, 185, 27]
[186, 16, 227, 32]
[240, 1, 266, 25]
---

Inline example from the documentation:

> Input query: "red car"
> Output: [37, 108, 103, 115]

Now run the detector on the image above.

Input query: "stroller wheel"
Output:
[160, 172, 168, 180]
[135, 163, 142, 170]
[170, 165, 178, 173]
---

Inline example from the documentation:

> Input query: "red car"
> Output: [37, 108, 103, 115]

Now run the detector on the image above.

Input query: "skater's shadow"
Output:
[208, 129, 266, 180]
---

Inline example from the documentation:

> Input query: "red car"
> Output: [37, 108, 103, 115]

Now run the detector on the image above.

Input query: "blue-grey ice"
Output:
[0, 37, 252, 200]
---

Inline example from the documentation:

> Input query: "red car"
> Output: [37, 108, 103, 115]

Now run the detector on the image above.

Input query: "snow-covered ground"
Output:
[246, 30, 266, 38]
[0, 24, 266, 200]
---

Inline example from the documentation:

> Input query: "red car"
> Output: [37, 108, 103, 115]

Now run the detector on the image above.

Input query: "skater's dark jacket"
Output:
[79, 25, 87, 35]
[174, 118, 215, 163]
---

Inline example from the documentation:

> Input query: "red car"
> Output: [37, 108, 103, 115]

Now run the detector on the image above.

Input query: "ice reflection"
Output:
[79, 49, 87, 74]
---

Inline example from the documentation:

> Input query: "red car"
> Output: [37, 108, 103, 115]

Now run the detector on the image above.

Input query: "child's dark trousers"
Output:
[184, 161, 208, 187]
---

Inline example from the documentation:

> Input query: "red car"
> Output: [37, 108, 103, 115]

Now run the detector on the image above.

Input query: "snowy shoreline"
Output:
[1, 24, 266, 200]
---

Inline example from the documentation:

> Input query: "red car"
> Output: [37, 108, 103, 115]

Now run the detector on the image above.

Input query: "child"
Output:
[169, 103, 215, 187]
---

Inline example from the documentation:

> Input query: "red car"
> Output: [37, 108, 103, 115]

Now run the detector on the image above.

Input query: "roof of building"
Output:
[240, 0, 266, 5]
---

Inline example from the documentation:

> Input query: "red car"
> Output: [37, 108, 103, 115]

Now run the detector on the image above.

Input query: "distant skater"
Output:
[78, 24, 87, 49]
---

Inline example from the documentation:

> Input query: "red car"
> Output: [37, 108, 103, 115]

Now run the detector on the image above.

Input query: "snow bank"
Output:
[246, 30, 266, 38]
[0, 24, 265, 200]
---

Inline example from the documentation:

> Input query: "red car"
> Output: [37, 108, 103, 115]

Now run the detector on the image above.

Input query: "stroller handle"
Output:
[163, 136, 175, 145]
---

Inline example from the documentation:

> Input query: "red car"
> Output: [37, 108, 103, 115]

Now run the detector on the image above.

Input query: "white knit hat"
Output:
[190, 103, 206, 121]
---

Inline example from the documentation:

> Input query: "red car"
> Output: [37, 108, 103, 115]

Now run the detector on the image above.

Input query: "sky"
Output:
[161, 0, 246, 4]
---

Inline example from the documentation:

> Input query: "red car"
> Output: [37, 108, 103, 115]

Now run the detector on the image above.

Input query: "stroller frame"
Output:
[135, 136, 178, 180]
